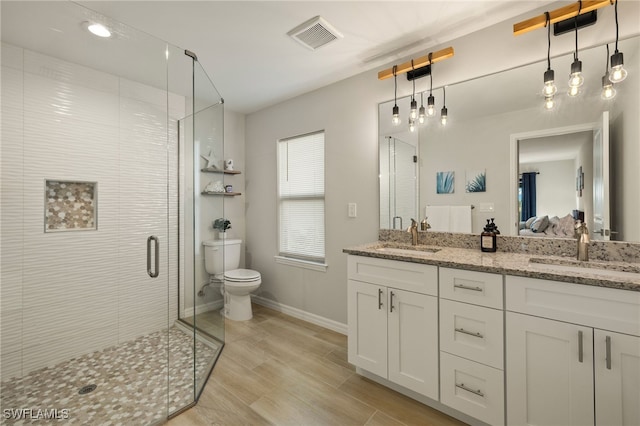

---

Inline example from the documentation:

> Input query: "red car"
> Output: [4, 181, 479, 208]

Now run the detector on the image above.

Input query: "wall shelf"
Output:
[201, 191, 242, 196]
[201, 168, 241, 175]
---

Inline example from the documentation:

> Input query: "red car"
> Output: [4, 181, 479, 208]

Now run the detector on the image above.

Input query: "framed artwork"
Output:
[465, 169, 486, 193]
[436, 171, 455, 194]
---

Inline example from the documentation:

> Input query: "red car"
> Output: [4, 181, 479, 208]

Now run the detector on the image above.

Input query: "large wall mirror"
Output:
[379, 35, 639, 242]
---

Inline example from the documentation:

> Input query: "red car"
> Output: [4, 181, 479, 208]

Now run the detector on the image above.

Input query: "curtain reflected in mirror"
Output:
[520, 172, 537, 221]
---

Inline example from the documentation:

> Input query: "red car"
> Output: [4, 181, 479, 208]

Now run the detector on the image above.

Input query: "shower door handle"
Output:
[147, 236, 159, 278]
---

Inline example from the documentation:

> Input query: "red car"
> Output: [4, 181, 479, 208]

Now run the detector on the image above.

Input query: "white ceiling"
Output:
[2, 1, 553, 114]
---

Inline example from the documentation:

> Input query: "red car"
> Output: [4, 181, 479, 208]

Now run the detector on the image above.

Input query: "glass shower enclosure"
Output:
[0, 1, 223, 423]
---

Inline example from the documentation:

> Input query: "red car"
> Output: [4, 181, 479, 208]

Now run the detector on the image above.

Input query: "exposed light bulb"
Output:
[409, 99, 417, 120]
[392, 104, 401, 125]
[418, 105, 425, 124]
[543, 69, 557, 96]
[87, 23, 111, 38]
[609, 52, 627, 83]
[409, 119, 416, 133]
[568, 85, 580, 97]
[601, 76, 616, 100]
[440, 106, 448, 126]
[427, 95, 435, 116]
[544, 96, 555, 110]
[568, 59, 584, 89]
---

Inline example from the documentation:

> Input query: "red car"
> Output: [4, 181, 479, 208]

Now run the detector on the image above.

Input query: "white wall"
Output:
[520, 160, 576, 219]
[0, 44, 183, 380]
[245, 1, 640, 325]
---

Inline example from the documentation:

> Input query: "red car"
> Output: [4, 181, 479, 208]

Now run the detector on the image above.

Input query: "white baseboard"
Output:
[184, 299, 223, 318]
[251, 295, 348, 335]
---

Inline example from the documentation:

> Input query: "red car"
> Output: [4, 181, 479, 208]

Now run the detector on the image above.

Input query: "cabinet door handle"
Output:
[453, 283, 483, 292]
[605, 335, 612, 370]
[455, 383, 485, 397]
[455, 328, 484, 339]
[389, 291, 395, 313]
[378, 288, 383, 310]
[578, 330, 584, 363]
[578, 330, 584, 362]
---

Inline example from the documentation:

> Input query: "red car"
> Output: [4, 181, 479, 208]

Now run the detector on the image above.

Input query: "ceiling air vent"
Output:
[287, 16, 343, 51]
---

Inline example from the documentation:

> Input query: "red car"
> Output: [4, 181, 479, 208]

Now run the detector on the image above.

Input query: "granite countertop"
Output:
[343, 241, 640, 292]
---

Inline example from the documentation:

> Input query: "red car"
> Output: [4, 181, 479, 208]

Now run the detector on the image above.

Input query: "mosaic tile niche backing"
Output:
[45, 180, 96, 231]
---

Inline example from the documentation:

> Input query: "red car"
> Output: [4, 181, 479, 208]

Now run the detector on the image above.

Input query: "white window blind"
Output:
[278, 131, 325, 263]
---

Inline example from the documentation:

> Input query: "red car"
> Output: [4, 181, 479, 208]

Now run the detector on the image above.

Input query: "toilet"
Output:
[202, 239, 261, 321]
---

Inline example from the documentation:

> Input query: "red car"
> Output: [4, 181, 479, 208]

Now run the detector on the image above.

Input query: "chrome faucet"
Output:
[575, 221, 590, 261]
[407, 218, 418, 246]
[393, 216, 403, 230]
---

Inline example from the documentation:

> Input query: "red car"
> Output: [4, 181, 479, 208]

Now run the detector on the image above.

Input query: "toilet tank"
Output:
[202, 239, 242, 275]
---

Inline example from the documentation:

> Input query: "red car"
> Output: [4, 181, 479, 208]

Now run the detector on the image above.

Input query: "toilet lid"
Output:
[224, 268, 261, 281]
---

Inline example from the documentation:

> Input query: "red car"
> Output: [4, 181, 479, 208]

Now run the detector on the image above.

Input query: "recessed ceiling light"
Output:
[86, 22, 111, 38]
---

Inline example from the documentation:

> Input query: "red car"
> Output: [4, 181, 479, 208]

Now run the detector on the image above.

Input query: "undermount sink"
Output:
[376, 246, 441, 255]
[529, 257, 640, 280]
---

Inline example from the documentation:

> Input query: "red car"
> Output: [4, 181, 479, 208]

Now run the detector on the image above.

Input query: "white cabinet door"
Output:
[595, 329, 640, 426]
[348, 280, 387, 378]
[506, 312, 594, 426]
[388, 288, 438, 399]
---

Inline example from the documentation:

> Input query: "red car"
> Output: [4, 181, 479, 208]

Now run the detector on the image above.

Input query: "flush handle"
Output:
[147, 236, 159, 278]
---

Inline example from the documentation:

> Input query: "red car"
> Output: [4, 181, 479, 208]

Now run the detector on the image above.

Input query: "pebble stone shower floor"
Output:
[0, 327, 217, 425]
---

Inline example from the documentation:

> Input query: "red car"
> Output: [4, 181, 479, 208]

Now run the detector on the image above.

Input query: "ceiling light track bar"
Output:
[513, 0, 612, 36]
[378, 46, 454, 80]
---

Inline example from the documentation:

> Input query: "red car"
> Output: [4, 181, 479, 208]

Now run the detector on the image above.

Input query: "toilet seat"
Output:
[224, 268, 261, 282]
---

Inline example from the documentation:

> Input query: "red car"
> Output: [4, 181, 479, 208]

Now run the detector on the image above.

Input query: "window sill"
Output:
[274, 256, 328, 272]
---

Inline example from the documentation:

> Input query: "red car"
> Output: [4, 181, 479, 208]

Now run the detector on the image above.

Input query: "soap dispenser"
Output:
[481, 218, 499, 252]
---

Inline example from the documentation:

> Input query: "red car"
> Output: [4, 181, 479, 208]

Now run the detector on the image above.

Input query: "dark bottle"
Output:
[481, 218, 499, 252]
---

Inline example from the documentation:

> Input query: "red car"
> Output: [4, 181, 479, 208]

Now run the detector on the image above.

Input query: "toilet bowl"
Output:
[222, 269, 262, 321]
[203, 239, 261, 321]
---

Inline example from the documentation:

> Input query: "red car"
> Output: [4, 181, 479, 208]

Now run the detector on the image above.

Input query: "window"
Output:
[277, 131, 325, 267]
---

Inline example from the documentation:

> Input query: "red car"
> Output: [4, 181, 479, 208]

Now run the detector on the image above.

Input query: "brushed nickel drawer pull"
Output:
[378, 288, 383, 310]
[456, 383, 485, 397]
[389, 291, 395, 313]
[453, 283, 483, 292]
[605, 335, 612, 370]
[455, 328, 484, 339]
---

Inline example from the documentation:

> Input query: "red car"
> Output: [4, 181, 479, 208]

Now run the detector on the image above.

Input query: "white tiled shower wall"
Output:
[0, 43, 184, 380]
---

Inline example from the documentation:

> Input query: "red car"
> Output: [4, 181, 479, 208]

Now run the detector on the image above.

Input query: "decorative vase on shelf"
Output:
[219, 231, 227, 240]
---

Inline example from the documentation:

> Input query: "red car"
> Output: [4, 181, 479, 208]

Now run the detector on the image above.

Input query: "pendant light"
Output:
[568, 1, 584, 97]
[542, 12, 557, 98]
[602, 44, 617, 99]
[392, 65, 401, 125]
[427, 53, 436, 117]
[409, 60, 418, 120]
[440, 86, 448, 126]
[418, 93, 426, 124]
[609, 0, 628, 83]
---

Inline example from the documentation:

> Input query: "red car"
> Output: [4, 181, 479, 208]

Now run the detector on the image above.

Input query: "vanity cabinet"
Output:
[506, 275, 640, 426]
[439, 268, 505, 426]
[347, 256, 438, 399]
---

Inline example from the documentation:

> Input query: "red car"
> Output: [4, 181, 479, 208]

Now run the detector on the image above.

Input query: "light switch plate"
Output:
[348, 203, 357, 218]
[479, 202, 495, 212]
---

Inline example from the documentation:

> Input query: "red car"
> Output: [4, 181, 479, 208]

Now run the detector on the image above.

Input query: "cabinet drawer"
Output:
[439, 267, 503, 309]
[348, 255, 437, 296]
[440, 352, 505, 426]
[440, 299, 504, 369]
[506, 275, 640, 336]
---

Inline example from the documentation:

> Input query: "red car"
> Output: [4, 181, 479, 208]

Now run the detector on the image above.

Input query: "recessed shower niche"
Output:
[45, 180, 97, 232]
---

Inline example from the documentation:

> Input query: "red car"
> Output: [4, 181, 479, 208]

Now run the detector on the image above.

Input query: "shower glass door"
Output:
[0, 1, 203, 423]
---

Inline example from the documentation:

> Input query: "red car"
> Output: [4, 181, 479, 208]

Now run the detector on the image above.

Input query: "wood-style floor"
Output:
[169, 304, 465, 426]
